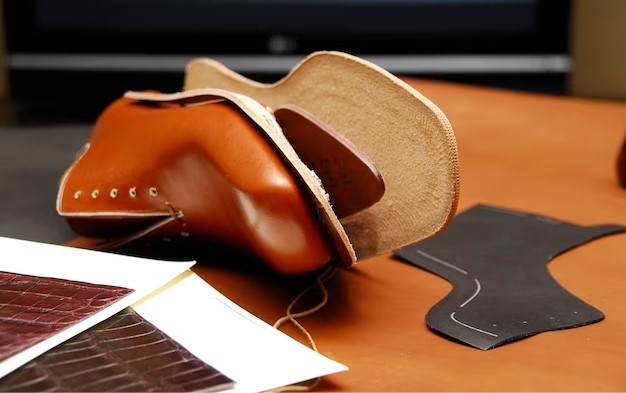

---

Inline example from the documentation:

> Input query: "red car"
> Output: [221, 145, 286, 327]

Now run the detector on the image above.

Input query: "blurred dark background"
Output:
[0, 0, 569, 123]
[0, 0, 625, 246]
[0, 0, 624, 124]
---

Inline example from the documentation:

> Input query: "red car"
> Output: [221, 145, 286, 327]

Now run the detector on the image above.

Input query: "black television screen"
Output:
[6, 0, 570, 69]
[3, 0, 571, 120]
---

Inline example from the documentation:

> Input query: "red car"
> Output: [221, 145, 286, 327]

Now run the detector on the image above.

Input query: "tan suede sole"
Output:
[183, 51, 460, 265]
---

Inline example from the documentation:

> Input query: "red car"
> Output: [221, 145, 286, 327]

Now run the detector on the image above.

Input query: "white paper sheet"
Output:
[133, 270, 348, 393]
[0, 236, 195, 379]
[0, 236, 347, 391]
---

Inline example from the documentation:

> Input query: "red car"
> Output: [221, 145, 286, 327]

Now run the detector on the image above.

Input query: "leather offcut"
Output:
[395, 204, 626, 350]
[0, 307, 234, 392]
[0, 271, 133, 362]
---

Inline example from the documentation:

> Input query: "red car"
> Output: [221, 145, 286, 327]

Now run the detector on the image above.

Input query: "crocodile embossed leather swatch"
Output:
[0, 307, 235, 392]
[0, 271, 133, 362]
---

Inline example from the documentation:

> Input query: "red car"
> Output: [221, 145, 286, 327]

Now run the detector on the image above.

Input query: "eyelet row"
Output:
[73, 187, 159, 200]
[71, 185, 191, 242]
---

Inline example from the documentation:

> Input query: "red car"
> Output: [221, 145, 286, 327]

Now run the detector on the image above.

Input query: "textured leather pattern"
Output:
[0, 271, 133, 362]
[0, 307, 235, 392]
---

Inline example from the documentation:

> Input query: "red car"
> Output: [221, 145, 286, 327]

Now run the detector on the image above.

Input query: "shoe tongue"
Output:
[274, 104, 385, 218]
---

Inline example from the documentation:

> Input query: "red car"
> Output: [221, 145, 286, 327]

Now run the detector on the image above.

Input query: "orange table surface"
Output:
[192, 78, 626, 392]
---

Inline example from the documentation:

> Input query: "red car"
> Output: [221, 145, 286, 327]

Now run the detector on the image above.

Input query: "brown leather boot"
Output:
[57, 91, 349, 275]
[59, 51, 460, 275]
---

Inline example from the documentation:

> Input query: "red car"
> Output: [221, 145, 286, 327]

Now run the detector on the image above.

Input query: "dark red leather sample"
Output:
[0, 271, 133, 362]
[0, 307, 235, 392]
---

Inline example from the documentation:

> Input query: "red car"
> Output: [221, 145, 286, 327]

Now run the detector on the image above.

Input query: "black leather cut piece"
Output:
[395, 204, 626, 350]
[0, 307, 235, 392]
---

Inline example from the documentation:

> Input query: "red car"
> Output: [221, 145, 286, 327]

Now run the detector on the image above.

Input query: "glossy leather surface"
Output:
[0, 271, 132, 362]
[0, 308, 234, 392]
[58, 97, 333, 274]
